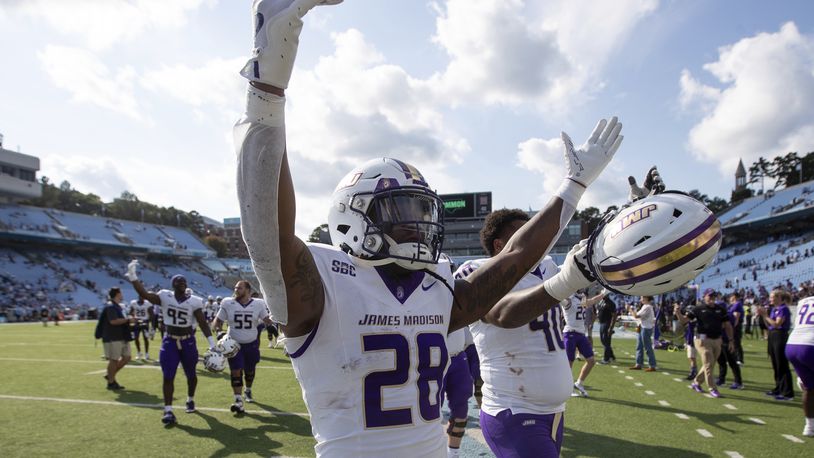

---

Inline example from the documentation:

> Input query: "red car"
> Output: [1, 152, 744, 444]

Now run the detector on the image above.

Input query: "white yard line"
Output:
[696, 429, 713, 438]
[749, 417, 766, 425]
[644, 390, 655, 396]
[675, 413, 690, 420]
[0, 394, 310, 417]
[782, 434, 804, 443]
[673, 378, 683, 382]
[658, 400, 670, 406]
[618, 370, 625, 374]
[662, 372, 670, 376]
[724, 451, 745, 458]
[723, 404, 737, 410]
[625, 376, 634, 380]
[634, 382, 643, 387]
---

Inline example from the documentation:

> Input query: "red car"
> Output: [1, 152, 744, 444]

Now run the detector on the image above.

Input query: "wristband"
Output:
[246, 87, 285, 127]
[555, 179, 585, 209]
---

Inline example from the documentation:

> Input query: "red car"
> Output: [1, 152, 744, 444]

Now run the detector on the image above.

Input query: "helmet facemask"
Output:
[352, 186, 444, 270]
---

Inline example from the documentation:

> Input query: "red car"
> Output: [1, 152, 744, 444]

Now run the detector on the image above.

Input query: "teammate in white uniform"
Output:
[235, 2, 622, 455]
[129, 298, 154, 360]
[785, 296, 814, 436]
[562, 291, 606, 397]
[127, 270, 217, 425]
[212, 280, 275, 413]
[455, 209, 573, 457]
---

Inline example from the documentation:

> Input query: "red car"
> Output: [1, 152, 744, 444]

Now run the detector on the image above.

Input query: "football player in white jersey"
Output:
[235, 1, 621, 455]
[454, 209, 572, 457]
[562, 290, 607, 397]
[126, 268, 218, 425]
[129, 298, 154, 360]
[784, 295, 814, 436]
[212, 280, 275, 413]
[204, 295, 218, 322]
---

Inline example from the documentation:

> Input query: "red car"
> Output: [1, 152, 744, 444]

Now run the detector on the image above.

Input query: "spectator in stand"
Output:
[675, 289, 735, 398]
[629, 296, 657, 371]
[101, 287, 135, 390]
[757, 289, 795, 401]
[596, 291, 618, 364]
[785, 294, 814, 437]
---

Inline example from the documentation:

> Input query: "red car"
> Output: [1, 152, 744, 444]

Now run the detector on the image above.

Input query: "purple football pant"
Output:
[159, 335, 198, 379]
[785, 344, 814, 389]
[228, 339, 261, 372]
[442, 352, 474, 419]
[464, 343, 481, 381]
[480, 409, 564, 458]
[564, 331, 594, 363]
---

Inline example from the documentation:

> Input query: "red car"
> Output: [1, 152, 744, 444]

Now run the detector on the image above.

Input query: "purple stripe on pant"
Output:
[785, 343, 814, 390]
[159, 335, 198, 380]
[564, 331, 594, 362]
[442, 352, 474, 419]
[228, 339, 261, 372]
[480, 409, 564, 458]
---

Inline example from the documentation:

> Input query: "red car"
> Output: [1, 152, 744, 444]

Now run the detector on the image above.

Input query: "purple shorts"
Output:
[480, 409, 564, 458]
[785, 344, 814, 390]
[159, 335, 198, 380]
[564, 331, 594, 362]
[442, 352, 474, 419]
[228, 339, 261, 372]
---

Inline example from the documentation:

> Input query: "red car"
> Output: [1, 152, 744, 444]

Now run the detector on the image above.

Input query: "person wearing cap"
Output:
[126, 263, 219, 425]
[757, 288, 795, 400]
[675, 288, 735, 398]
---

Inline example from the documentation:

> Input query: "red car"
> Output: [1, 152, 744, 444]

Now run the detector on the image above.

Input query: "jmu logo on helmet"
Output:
[610, 204, 657, 238]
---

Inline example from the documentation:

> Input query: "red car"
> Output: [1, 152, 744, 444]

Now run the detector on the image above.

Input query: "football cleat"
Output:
[231, 402, 245, 415]
[161, 411, 177, 425]
[573, 382, 588, 397]
[185, 400, 196, 413]
[710, 389, 721, 398]
[803, 425, 814, 437]
[244, 390, 254, 403]
[691, 383, 704, 393]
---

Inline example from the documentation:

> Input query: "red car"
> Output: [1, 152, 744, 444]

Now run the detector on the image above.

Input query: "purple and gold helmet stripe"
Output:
[600, 215, 722, 286]
[390, 158, 428, 187]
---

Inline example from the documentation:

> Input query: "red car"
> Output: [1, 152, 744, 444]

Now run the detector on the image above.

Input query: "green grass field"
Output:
[0, 322, 810, 457]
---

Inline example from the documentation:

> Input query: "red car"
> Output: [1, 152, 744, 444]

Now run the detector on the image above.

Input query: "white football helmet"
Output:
[203, 350, 226, 373]
[586, 191, 722, 296]
[328, 158, 444, 270]
[217, 334, 241, 358]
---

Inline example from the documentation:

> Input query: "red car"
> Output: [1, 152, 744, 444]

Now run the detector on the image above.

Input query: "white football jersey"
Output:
[156, 290, 203, 329]
[284, 244, 453, 458]
[789, 296, 814, 346]
[447, 328, 466, 356]
[129, 300, 152, 321]
[216, 297, 269, 344]
[562, 295, 587, 335]
[456, 256, 572, 416]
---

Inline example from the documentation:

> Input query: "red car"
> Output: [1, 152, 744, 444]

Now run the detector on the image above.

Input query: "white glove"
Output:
[125, 260, 139, 282]
[240, 0, 343, 89]
[561, 117, 623, 188]
[543, 240, 596, 301]
[628, 166, 665, 202]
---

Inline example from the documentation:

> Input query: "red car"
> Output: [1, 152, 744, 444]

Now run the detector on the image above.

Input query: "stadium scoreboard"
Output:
[441, 192, 492, 220]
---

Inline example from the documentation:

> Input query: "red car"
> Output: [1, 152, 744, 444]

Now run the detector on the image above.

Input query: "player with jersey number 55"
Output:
[211, 280, 276, 414]
[126, 261, 218, 426]
[235, 0, 622, 456]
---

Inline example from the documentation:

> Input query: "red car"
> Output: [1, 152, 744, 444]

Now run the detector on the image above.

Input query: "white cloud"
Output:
[680, 22, 814, 176]
[41, 154, 134, 202]
[516, 135, 628, 211]
[6, 0, 213, 51]
[37, 45, 145, 121]
[428, 0, 658, 111]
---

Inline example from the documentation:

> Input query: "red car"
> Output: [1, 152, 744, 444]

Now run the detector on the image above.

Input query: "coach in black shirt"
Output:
[102, 287, 135, 390]
[596, 291, 618, 364]
[675, 289, 734, 398]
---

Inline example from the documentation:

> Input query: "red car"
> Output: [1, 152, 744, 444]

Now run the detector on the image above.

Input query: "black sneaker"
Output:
[161, 411, 177, 425]
[686, 369, 697, 380]
[106, 382, 124, 390]
[244, 390, 254, 403]
[185, 400, 196, 413]
[230, 402, 245, 414]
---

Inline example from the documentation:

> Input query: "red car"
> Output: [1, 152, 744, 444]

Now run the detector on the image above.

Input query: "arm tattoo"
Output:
[290, 248, 323, 304]
[466, 264, 519, 315]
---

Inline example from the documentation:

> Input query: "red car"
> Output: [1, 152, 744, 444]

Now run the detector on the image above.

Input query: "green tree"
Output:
[204, 235, 228, 257]
[308, 223, 329, 243]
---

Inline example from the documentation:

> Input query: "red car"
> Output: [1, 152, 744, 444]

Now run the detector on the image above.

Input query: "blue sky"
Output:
[1, 0, 813, 238]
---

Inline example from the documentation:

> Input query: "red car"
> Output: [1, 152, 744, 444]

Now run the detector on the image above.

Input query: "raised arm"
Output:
[235, 0, 339, 336]
[585, 292, 608, 307]
[450, 117, 622, 331]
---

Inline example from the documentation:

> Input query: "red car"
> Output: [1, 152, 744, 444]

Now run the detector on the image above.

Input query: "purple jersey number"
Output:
[529, 306, 565, 352]
[798, 304, 814, 325]
[362, 332, 448, 428]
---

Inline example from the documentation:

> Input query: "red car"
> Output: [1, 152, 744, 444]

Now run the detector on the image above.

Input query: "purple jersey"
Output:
[769, 304, 791, 331]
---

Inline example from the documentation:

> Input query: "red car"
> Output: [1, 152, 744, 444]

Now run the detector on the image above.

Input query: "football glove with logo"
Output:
[125, 260, 139, 282]
[556, 117, 623, 208]
[240, 0, 343, 89]
[542, 239, 596, 301]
